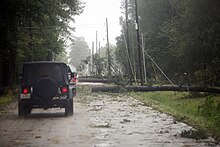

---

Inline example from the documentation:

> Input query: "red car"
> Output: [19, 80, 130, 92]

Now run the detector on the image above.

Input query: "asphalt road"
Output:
[0, 83, 219, 147]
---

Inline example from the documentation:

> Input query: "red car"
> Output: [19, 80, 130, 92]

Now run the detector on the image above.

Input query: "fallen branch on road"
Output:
[78, 78, 112, 83]
[92, 85, 220, 94]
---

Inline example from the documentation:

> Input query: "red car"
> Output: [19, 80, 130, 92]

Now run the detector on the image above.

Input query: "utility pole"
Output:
[96, 31, 98, 54]
[89, 48, 91, 75]
[91, 42, 94, 74]
[142, 33, 147, 83]
[106, 17, 111, 80]
[125, 0, 133, 84]
[125, 0, 130, 57]
[135, 0, 144, 85]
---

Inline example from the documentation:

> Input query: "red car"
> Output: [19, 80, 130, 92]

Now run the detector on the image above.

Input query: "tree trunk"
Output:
[92, 85, 220, 94]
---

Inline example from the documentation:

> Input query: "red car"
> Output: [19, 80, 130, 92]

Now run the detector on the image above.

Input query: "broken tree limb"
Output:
[92, 85, 220, 94]
[78, 78, 113, 83]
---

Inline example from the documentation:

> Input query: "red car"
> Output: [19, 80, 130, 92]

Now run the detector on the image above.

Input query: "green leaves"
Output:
[0, 0, 83, 87]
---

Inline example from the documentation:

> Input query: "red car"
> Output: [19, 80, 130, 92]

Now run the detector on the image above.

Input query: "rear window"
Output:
[22, 63, 68, 85]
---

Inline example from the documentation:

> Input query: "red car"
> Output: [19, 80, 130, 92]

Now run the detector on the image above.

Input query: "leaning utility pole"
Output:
[142, 33, 147, 83]
[125, 0, 133, 84]
[106, 18, 111, 80]
[135, 0, 144, 85]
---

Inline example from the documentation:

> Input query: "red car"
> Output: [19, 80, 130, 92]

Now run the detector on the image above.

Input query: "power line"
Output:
[17, 22, 119, 30]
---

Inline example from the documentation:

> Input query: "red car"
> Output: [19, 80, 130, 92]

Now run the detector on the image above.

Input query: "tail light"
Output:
[61, 87, 68, 93]
[22, 88, 29, 94]
[73, 75, 77, 82]
[20, 87, 31, 99]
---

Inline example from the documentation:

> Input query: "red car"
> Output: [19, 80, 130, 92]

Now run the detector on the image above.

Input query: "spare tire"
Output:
[34, 77, 58, 100]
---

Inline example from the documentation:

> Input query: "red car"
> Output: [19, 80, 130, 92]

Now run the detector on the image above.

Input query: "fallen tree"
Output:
[78, 78, 110, 83]
[92, 85, 220, 94]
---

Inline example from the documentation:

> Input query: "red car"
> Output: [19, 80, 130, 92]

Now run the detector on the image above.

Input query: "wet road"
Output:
[0, 83, 219, 147]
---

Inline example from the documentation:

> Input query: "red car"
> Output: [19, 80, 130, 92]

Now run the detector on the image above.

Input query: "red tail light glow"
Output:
[73, 78, 76, 83]
[23, 88, 29, 94]
[61, 87, 68, 93]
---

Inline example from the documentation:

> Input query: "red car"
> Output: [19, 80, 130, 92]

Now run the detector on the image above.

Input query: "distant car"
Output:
[19, 61, 74, 117]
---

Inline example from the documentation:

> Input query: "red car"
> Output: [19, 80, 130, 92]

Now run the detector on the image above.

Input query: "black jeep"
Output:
[19, 61, 74, 117]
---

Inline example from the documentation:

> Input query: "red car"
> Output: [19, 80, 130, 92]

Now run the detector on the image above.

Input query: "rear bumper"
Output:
[19, 99, 71, 109]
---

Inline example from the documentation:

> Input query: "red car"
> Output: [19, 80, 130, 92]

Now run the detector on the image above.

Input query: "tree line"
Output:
[115, 0, 220, 87]
[0, 0, 83, 93]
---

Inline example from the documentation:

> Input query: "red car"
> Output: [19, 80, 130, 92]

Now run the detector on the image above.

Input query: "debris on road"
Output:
[0, 83, 219, 146]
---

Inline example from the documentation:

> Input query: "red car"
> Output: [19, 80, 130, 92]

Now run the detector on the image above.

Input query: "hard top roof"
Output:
[23, 61, 67, 65]
[68, 65, 77, 73]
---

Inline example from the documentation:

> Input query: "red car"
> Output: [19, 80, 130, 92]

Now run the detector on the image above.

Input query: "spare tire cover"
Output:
[34, 77, 58, 99]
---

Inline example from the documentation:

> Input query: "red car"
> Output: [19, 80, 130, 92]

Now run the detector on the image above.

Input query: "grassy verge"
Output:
[0, 95, 16, 105]
[130, 91, 220, 140]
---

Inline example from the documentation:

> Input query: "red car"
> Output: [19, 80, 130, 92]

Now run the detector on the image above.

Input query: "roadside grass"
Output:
[130, 91, 220, 140]
[0, 95, 16, 105]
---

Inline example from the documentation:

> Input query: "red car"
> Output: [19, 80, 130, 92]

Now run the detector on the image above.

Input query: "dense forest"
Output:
[115, 0, 220, 87]
[0, 0, 83, 93]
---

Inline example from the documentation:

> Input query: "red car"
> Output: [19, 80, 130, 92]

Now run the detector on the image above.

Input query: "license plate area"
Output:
[20, 94, 31, 99]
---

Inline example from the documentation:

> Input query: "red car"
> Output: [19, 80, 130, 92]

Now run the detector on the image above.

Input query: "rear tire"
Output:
[69, 100, 73, 116]
[65, 102, 70, 116]
[18, 101, 22, 117]
[65, 100, 73, 116]
[18, 101, 31, 118]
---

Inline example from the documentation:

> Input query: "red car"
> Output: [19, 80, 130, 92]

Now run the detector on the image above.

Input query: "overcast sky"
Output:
[74, 0, 122, 49]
